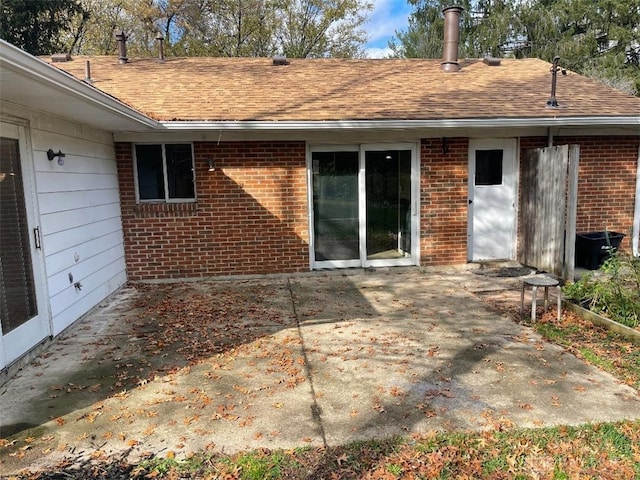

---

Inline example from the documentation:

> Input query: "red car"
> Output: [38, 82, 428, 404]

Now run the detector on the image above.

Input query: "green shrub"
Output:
[563, 252, 640, 328]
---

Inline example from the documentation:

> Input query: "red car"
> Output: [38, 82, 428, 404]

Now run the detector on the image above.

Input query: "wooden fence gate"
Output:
[518, 144, 579, 280]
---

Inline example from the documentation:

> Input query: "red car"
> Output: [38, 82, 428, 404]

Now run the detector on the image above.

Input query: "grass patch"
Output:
[234, 451, 286, 480]
[533, 311, 640, 390]
[29, 420, 633, 479]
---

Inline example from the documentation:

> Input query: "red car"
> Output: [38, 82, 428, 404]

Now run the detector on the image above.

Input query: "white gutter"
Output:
[634, 143, 640, 257]
[161, 116, 640, 131]
[0, 40, 159, 129]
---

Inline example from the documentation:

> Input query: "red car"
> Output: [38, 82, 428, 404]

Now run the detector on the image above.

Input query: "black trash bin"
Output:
[575, 231, 625, 270]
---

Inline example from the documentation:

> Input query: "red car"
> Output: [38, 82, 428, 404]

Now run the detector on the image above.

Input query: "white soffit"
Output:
[0, 40, 158, 132]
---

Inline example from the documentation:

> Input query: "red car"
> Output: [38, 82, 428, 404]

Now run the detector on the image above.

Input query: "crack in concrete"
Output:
[287, 277, 327, 448]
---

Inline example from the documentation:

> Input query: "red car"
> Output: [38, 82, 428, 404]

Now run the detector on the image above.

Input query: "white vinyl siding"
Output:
[1, 101, 127, 336]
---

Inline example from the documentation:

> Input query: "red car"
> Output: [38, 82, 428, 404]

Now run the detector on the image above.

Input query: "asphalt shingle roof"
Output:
[46, 56, 640, 122]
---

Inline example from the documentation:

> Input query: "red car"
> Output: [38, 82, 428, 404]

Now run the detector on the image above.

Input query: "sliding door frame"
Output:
[308, 143, 420, 270]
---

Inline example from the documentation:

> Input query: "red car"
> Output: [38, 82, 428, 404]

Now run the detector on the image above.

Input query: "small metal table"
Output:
[520, 276, 561, 322]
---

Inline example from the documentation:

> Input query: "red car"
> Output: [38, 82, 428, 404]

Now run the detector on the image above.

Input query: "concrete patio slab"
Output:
[1, 269, 639, 475]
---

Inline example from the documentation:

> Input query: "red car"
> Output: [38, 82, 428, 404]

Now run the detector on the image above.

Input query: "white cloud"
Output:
[364, 46, 394, 59]
[363, 0, 412, 49]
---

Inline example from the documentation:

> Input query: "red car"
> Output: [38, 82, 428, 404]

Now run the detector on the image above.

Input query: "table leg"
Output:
[544, 286, 549, 311]
[531, 285, 538, 322]
[556, 285, 562, 321]
[520, 283, 525, 320]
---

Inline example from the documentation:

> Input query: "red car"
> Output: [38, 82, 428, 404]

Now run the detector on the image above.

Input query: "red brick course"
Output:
[419, 138, 469, 265]
[116, 141, 309, 280]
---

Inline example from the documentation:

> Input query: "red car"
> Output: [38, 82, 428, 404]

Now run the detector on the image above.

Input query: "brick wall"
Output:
[116, 141, 309, 280]
[519, 136, 639, 253]
[116, 135, 637, 278]
[419, 138, 469, 265]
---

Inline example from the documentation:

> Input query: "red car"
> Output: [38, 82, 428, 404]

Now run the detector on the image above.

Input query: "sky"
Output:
[363, 0, 413, 58]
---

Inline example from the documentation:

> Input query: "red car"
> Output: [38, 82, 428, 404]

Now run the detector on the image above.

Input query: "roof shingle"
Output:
[46, 56, 640, 122]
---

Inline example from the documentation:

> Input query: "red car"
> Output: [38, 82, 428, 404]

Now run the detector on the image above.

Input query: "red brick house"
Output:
[1, 37, 639, 371]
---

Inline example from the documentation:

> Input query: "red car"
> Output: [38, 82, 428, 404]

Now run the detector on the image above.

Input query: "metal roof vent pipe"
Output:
[156, 32, 165, 63]
[114, 30, 128, 64]
[441, 6, 463, 72]
[84, 60, 92, 84]
[546, 56, 567, 108]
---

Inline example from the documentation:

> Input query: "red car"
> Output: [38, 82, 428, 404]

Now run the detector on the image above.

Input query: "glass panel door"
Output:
[365, 150, 412, 261]
[0, 123, 49, 370]
[310, 145, 417, 269]
[0, 137, 38, 333]
[312, 151, 360, 266]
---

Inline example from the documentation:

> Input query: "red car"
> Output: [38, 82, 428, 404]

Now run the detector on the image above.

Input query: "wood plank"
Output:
[519, 145, 569, 276]
[47, 244, 125, 297]
[38, 189, 120, 215]
[35, 171, 118, 193]
[564, 145, 579, 280]
[40, 202, 121, 235]
[45, 230, 124, 277]
[42, 217, 124, 255]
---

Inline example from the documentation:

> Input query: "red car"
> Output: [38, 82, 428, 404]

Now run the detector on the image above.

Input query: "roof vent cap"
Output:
[272, 55, 289, 66]
[51, 53, 71, 62]
[482, 57, 501, 66]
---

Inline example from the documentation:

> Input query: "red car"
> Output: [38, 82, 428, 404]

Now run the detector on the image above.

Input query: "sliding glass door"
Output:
[312, 150, 360, 265]
[310, 144, 417, 269]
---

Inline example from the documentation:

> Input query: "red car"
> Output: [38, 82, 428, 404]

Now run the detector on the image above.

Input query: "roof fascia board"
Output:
[0, 40, 159, 129]
[160, 117, 640, 131]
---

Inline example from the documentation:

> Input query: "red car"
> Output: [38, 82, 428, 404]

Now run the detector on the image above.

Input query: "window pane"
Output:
[312, 151, 359, 261]
[0, 137, 38, 334]
[166, 144, 195, 199]
[136, 144, 165, 200]
[475, 150, 503, 186]
[366, 150, 412, 259]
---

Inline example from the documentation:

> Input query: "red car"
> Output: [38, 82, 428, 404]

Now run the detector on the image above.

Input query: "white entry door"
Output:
[1, 121, 50, 370]
[468, 139, 518, 261]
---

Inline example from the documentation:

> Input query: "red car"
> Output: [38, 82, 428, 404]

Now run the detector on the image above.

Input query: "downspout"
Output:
[633, 144, 640, 257]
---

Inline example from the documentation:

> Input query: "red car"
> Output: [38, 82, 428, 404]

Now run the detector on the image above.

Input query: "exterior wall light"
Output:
[207, 158, 216, 172]
[47, 149, 66, 165]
